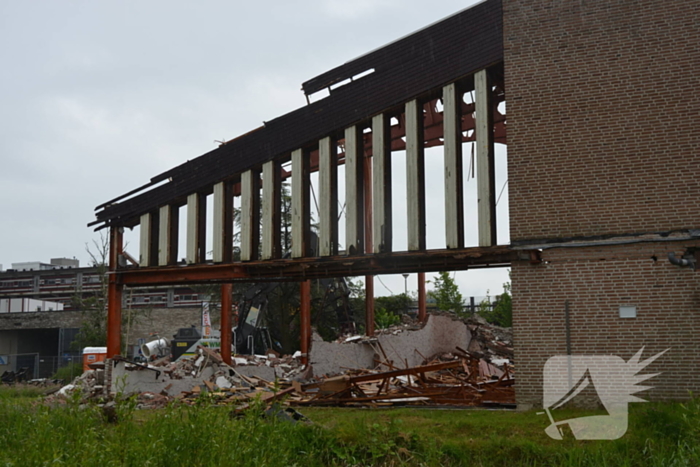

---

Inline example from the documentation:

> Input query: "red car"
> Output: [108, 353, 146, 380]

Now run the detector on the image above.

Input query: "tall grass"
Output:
[0, 389, 698, 466]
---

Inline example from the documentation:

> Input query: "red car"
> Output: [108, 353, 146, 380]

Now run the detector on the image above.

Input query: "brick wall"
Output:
[504, 0, 700, 243]
[512, 241, 700, 407]
[504, 0, 700, 407]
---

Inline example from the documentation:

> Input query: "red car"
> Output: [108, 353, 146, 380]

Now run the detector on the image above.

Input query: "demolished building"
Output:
[88, 0, 700, 408]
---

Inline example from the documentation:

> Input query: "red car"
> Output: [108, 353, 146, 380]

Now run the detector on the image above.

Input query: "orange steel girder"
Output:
[107, 226, 123, 358]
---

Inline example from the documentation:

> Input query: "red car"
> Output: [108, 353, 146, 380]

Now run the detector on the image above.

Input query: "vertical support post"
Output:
[475, 69, 497, 246]
[319, 136, 338, 256]
[418, 272, 427, 322]
[364, 149, 375, 336]
[158, 205, 173, 266]
[240, 170, 261, 261]
[139, 213, 151, 267]
[186, 193, 200, 264]
[405, 100, 426, 251]
[300, 280, 311, 365]
[262, 161, 282, 260]
[213, 182, 234, 263]
[107, 226, 123, 358]
[220, 283, 233, 365]
[443, 82, 465, 249]
[292, 149, 311, 258]
[372, 113, 392, 253]
[344, 125, 364, 255]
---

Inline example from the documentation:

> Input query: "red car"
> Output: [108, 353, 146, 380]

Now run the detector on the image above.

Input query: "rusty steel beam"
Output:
[220, 283, 233, 365]
[363, 146, 375, 337]
[300, 280, 311, 365]
[418, 272, 426, 322]
[107, 226, 123, 357]
[114, 246, 526, 287]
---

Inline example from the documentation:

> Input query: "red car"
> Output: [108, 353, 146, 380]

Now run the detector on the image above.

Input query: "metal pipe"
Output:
[668, 252, 695, 269]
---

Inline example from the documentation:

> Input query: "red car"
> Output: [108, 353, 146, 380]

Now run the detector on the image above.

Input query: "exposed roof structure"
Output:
[90, 0, 503, 230]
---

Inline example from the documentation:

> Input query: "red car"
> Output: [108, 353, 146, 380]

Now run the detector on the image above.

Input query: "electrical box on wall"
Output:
[619, 305, 637, 318]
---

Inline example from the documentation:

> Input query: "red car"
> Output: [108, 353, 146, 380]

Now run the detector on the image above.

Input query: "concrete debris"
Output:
[44, 313, 515, 411]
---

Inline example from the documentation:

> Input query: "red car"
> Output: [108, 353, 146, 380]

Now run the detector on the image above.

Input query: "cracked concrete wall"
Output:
[111, 360, 214, 396]
[310, 314, 471, 377]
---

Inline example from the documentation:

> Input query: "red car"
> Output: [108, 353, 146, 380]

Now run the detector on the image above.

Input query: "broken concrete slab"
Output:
[309, 314, 472, 377]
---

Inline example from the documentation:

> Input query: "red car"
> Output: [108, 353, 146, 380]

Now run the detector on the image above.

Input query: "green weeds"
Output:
[0, 386, 698, 466]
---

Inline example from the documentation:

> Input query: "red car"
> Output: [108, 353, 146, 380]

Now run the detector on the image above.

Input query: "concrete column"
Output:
[240, 170, 260, 261]
[443, 82, 465, 249]
[220, 283, 232, 365]
[475, 69, 497, 246]
[344, 125, 364, 255]
[406, 99, 426, 251]
[319, 136, 338, 256]
[372, 113, 392, 253]
[139, 213, 151, 267]
[158, 205, 179, 265]
[158, 206, 171, 266]
[292, 149, 311, 258]
[213, 182, 233, 263]
[262, 161, 282, 260]
[186, 194, 200, 264]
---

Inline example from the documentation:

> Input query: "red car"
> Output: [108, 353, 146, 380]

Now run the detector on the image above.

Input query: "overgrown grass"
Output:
[0, 383, 51, 400]
[1, 386, 698, 466]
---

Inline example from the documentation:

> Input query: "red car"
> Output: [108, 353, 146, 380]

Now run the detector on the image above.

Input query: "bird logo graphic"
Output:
[540, 347, 668, 440]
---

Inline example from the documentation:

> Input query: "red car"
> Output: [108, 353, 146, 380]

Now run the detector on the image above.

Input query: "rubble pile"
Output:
[291, 347, 514, 408]
[45, 368, 106, 403]
[230, 352, 308, 380]
[464, 314, 514, 368]
[46, 313, 516, 410]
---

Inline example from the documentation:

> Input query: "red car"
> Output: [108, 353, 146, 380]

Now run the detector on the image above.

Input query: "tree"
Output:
[70, 235, 109, 351]
[478, 274, 512, 327]
[428, 271, 463, 313]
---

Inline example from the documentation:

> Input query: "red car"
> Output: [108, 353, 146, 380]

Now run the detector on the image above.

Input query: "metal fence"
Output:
[1, 353, 82, 380]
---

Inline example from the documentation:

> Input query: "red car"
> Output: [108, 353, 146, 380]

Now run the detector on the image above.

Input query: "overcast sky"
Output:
[0, 0, 511, 300]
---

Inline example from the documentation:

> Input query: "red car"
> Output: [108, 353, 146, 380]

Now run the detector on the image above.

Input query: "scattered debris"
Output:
[45, 313, 516, 412]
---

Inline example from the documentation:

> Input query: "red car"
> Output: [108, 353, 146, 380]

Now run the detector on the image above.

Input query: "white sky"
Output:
[0, 0, 510, 299]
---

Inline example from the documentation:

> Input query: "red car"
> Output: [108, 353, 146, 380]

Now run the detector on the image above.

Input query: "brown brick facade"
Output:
[504, 0, 700, 406]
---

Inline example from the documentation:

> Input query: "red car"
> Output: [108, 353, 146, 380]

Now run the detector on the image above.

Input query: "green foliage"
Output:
[373, 293, 411, 329]
[479, 279, 513, 327]
[428, 271, 464, 313]
[375, 294, 412, 316]
[52, 362, 84, 383]
[374, 308, 401, 329]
